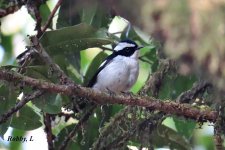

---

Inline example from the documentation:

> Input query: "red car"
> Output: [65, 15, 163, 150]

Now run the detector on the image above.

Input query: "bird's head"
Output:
[114, 39, 143, 58]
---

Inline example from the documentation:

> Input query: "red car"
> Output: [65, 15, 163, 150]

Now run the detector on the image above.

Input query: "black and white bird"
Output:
[87, 39, 143, 92]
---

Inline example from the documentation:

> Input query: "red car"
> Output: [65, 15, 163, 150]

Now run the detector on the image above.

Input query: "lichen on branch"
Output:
[0, 68, 218, 123]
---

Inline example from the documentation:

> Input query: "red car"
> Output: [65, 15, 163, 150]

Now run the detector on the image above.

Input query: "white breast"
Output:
[93, 52, 139, 93]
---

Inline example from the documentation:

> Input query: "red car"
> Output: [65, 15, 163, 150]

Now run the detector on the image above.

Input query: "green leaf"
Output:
[65, 51, 81, 74]
[0, 83, 17, 137]
[23, 66, 63, 93]
[121, 26, 149, 44]
[0, 120, 10, 139]
[32, 93, 62, 114]
[54, 124, 81, 149]
[10, 105, 42, 130]
[55, 109, 102, 149]
[28, 3, 51, 27]
[81, 1, 98, 25]
[159, 74, 197, 100]
[40, 24, 112, 73]
[78, 111, 100, 149]
[1, 35, 13, 64]
[40, 23, 112, 54]
[172, 75, 197, 98]
[83, 51, 108, 86]
[152, 124, 191, 149]
[56, 0, 81, 29]
[9, 128, 25, 150]
[57, 0, 110, 29]
[39, 3, 51, 27]
[140, 45, 158, 72]
[198, 136, 214, 150]
[0, 65, 20, 70]
[25, 65, 50, 81]
[173, 117, 196, 139]
[141, 45, 157, 61]
[81, 1, 110, 28]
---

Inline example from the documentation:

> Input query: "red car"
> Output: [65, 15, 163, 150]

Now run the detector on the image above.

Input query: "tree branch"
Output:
[0, 1, 27, 18]
[30, 36, 74, 85]
[0, 69, 218, 123]
[140, 59, 177, 97]
[44, 113, 54, 150]
[59, 105, 96, 150]
[0, 90, 44, 124]
[40, 0, 63, 37]
[177, 81, 212, 103]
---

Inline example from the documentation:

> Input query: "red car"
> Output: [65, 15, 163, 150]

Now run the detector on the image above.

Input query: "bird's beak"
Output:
[137, 46, 144, 50]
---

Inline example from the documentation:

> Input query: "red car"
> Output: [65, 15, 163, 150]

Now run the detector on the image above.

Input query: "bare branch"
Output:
[0, 1, 27, 18]
[214, 101, 225, 150]
[44, 113, 54, 150]
[0, 69, 218, 122]
[177, 81, 212, 103]
[0, 90, 44, 124]
[40, 0, 63, 37]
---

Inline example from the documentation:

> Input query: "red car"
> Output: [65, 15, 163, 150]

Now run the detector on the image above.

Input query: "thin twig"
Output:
[59, 105, 96, 150]
[138, 57, 153, 64]
[100, 46, 114, 52]
[176, 81, 212, 103]
[140, 59, 177, 97]
[92, 107, 130, 149]
[44, 113, 54, 150]
[0, 90, 44, 124]
[34, 6, 42, 38]
[214, 103, 224, 150]
[30, 36, 74, 85]
[39, 0, 63, 38]
[0, 69, 218, 122]
[0, 1, 27, 18]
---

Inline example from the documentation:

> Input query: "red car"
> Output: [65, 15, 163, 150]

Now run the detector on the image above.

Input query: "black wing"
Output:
[87, 53, 117, 87]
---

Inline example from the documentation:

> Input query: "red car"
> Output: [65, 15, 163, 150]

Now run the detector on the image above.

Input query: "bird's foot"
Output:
[106, 88, 116, 96]
[121, 91, 134, 97]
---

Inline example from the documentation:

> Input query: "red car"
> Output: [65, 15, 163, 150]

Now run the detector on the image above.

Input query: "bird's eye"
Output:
[125, 47, 129, 52]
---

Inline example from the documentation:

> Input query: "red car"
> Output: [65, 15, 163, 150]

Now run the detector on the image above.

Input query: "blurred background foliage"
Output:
[0, 0, 225, 149]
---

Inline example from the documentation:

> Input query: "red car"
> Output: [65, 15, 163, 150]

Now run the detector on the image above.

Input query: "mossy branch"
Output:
[0, 69, 218, 123]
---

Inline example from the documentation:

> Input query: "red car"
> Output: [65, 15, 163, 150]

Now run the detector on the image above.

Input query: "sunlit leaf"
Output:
[173, 117, 196, 139]
[8, 128, 25, 150]
[39, 3, 51, 27]
[198, 136, 214, 150]
[1, 35, 13, 64]
[121, 26, 149, 44]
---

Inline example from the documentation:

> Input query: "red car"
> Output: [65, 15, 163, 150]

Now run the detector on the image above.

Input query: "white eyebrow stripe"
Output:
[114, 42, 136, 51]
